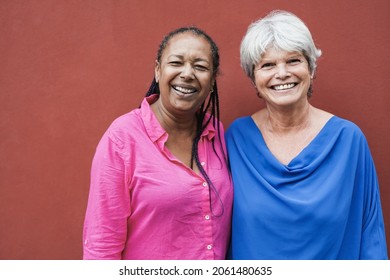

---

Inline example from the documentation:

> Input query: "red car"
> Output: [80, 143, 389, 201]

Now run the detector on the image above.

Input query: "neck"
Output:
[265, 102, 312, 134]
[151, 100, 197, 137]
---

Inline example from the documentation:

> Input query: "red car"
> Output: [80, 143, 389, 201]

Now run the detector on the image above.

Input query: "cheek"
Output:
[253, 75, 268, 90]
[297, 65, 312, 79]
[200, 75, 213, 89]
[301, 72, 312, 84]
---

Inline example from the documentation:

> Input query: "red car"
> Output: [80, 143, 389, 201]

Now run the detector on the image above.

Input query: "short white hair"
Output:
[240, 10, 322, 79]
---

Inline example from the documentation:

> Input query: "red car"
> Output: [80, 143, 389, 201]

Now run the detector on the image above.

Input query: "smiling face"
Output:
[154, 32, 214, 117]
[253, 48, 312, 109]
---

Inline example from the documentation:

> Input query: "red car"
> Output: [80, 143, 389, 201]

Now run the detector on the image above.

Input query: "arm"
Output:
[83, 130, 131, 259]
[360, 139, 388, 259]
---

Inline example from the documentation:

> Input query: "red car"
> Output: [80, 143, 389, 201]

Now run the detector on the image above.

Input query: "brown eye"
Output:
[260, 63, 274, 69]
[169, 61, 182, 66]
[194, 64, 209, 71]
[287, 59, 301, 65]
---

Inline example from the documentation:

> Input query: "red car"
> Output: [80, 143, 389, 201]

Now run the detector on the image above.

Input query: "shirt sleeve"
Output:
[83, 129, 131, 259]
[360, 138, 388, 259]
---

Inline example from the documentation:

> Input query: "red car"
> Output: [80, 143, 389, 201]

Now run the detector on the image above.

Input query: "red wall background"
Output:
[1, 0, 389, 259]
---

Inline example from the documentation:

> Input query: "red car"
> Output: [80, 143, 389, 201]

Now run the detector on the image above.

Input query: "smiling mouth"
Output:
[271, 83, 297, 91]
[172, 85, 197, 94]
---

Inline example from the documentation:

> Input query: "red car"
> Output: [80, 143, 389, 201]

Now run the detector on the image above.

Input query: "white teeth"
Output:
[174, 86, 196, 94]
[273, 83, 295, 90]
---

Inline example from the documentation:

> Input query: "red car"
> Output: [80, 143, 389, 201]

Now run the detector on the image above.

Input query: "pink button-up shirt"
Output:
[83, 95, 233, 259]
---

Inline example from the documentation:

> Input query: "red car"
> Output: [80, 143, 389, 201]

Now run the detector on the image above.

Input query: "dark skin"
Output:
[152, 32, 215, 174]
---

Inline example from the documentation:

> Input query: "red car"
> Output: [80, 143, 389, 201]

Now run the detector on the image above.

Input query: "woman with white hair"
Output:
[226, 10, 387, 259]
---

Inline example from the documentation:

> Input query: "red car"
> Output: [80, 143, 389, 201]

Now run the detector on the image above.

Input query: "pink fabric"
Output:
[83, 95, 233, 259]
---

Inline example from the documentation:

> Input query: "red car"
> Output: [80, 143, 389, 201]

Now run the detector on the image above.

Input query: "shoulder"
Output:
[225, 116, 254, 144]
[329, 116, 364, 137]
[325, 116, 371, 151]
[226, 116, 252, 133]
[110, 109, 141, 130]
[108, 96, 155, 135]
[110, 109, 141, 131]
[104, 109, 143, 146]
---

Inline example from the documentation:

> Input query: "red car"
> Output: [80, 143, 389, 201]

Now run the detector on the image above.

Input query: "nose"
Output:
[180, 63, 195, 80]
[275, 64, 290, 79]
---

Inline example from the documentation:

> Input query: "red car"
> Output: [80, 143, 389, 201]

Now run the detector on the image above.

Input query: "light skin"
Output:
[151, 32, 215, 172]
[251, 48, 333, 165]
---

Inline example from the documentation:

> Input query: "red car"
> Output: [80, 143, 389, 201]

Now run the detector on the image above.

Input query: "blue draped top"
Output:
[226, 116, 387, 259]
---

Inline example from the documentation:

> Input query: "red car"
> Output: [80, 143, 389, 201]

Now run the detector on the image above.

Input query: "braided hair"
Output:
[146, 27, 225, 217]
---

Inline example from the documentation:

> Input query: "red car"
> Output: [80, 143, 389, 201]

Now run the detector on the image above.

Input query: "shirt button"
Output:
[202, 182, 207, 187]
[205, 215, 210, 220]
[201, 162, 206, 166]
[207, 245, 212, 250]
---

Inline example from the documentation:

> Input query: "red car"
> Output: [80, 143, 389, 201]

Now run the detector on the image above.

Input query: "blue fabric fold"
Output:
[226, 116, 387, 259]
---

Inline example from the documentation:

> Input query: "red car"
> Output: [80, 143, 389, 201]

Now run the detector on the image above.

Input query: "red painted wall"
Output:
[1, 0, 389, 259]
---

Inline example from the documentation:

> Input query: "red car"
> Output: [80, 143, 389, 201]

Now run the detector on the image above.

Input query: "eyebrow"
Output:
[288, 54, 305, 59]
[167, 55, 211, 64]
[260, 53, 304, 62]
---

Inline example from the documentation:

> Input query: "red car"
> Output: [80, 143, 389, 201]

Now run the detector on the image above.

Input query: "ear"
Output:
[154, 60, 160, 83]
[250, 78, 262, 98]
[310, 67, 316, 79]
[250, 78, 257, 89]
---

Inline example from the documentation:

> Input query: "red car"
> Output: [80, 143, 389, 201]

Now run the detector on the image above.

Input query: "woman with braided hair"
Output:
[83, 27, 232, 259]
